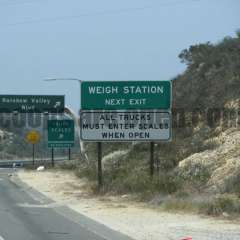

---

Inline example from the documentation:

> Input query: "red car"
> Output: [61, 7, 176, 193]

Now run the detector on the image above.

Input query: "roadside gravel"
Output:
[18, 170, 240, 240]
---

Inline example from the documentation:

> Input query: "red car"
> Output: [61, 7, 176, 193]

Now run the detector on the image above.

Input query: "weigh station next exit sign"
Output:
[80, 80, 172, 142]
[81, 81, 171, 110]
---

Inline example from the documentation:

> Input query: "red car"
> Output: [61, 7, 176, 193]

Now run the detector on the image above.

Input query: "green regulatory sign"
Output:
[81, 81, 171, 110]
[0, 95, 65, 113]
[48, 120, 74, 148]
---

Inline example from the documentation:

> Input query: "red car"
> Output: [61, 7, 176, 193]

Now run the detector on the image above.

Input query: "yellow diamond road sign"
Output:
[26, 130, 40, 144]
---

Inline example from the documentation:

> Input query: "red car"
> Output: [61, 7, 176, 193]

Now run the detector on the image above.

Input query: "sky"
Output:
[0, 0, 239, 113]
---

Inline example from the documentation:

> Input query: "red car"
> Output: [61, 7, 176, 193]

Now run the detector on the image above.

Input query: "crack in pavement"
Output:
[47, 231, 70, 235]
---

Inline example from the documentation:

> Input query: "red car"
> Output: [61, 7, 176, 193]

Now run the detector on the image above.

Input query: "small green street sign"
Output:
[48, 142, 74, 148]
[48, 120, 74, 148]
[0, 95, 65, 113]
[81, 81, 171, 110]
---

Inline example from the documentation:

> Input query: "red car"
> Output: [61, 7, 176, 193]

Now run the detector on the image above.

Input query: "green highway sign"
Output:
[48, 120, 74, 148]
[0, 95, 65, 113]
[81, 81, 171, 110]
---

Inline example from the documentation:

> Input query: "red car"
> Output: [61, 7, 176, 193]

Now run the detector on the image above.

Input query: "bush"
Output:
[75, 161, 97, 181]
[224, 171, 240, 195]
[200, 194, 240, 216]
[178, 162, 211, 191]
[161, 199, 197, 213]
[57, 160, 77, 170]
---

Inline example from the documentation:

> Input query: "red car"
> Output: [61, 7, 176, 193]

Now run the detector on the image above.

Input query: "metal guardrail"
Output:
[0, 158, 68, 168]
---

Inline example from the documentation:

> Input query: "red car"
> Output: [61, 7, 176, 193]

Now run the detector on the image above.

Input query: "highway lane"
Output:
[0, 168, 132, 240]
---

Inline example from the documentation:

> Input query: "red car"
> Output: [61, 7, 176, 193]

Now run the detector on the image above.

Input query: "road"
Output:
[0, 168, 133, 240]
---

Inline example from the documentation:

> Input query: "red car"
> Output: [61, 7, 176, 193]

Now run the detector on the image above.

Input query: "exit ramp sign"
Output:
[48, 120, 75, 148]
[81, 81, 171, 110]
[0, 95, 65, 113]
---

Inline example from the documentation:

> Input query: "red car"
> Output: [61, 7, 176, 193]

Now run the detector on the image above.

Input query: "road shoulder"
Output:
[17, 169, 240, 240]
[11, 171, 134, 240]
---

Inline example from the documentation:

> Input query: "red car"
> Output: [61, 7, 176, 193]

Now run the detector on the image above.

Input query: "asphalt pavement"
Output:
[0, 168, 133, 240]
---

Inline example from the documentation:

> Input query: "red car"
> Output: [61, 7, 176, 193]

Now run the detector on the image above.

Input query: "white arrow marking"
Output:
[58, 134, 64, 139]
[54, 102, 61, 108]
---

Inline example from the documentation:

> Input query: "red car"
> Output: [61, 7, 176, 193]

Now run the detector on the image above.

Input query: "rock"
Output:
[222, 212, 230, 218]
[36, 166, 45, 171]
[178, 129, 240, 193]
[102, 150, 129, 169]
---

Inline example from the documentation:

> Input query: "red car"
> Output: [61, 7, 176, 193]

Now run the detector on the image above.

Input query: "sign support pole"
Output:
[150, 142, 155, 177]
[156, 150, 160, 174]
[68, 148, 71, 160]
[32, 144, 35, 167]
[97, 142, 103, 188]
[51, 148, 54, 167]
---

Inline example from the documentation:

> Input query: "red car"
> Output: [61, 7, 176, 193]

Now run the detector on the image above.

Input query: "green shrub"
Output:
[161, 199, 197, 213]
[178, 162, 211, 191]
[57, 160, 77, 170]
[75, 162, 97, 181]
[224, 172, 240, 195]
[200, 195, 240, 216]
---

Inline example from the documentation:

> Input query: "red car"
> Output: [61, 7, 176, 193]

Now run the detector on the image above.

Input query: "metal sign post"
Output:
[150, 142, 155, 177]
[68, 148, 71, 160]
[51, 148, 54, 167]
[97, 142, 103, 188]
[32, 144, 35, 167]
